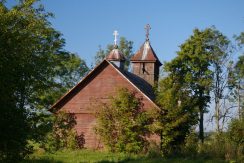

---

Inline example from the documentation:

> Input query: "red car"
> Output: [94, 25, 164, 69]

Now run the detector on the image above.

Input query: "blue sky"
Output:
[7, 0, 244, 66]
[37, 0, 244, 67]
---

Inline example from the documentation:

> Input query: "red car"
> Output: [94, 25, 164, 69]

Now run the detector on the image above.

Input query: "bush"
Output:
[181, 130, 198, 157]
[195, 123, 244, 162]
[94, 88, 155, 154]
[42, 112, 85, 152]
[226, 117, 244, 162]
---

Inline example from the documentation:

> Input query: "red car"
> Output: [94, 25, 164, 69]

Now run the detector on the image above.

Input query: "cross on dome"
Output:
[145, 24, 151, 41]
[113, 30, 119, 46]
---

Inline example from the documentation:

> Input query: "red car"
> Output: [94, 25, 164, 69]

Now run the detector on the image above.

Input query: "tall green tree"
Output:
[94, 37, 133, 70]
[208, 29, 232, 132]
[160, 28, 214, 144]
[158, 27, 231, 145]
[0, 0, 88, 160]
[156, 76, 198, 155]
[232, 32, 244, 119]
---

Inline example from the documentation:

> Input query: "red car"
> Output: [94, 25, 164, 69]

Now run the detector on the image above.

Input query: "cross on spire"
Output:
[113, 30, 119, 46]
[145, 24, 151, 41]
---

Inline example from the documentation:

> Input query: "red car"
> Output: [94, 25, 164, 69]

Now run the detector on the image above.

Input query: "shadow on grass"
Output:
[23, 157, 226, 163]
[22, 158, 63, 163]
[97, 156, 165, 163]
[97, 157, 226, 163]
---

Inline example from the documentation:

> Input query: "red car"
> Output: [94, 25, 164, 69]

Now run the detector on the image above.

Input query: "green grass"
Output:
[22, 150, 226, 163]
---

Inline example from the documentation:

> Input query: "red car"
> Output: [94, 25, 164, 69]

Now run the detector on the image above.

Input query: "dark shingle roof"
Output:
[110, 62, 155, 101]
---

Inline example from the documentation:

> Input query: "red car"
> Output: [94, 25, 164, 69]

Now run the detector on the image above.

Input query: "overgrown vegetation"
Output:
[94, 88, 156, 154]
[41, 112, 85, 152]
[155, 27, 243, 161]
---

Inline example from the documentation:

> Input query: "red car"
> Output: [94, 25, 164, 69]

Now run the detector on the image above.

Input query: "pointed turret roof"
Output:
[130, 40, 162, 65]
[106, 46, 125, 61]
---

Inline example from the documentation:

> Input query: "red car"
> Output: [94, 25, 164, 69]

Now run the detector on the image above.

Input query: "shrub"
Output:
[181, 130, 198, 157]
[226, 117, 244, 162]
[94, 88, 155, 154]
[42, 111, 85, 151]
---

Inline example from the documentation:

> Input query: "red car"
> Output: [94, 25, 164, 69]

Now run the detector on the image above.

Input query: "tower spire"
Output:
[107, 30, 125, 70]
[145, 24, 151, 41]
[113, 30, 119, 47]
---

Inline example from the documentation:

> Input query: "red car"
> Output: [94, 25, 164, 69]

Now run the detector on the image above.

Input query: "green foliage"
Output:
[0, 1, 88, 160]
[156, 76, 198, 156]
[195, 131, 243, 162]
[42, 111, 85, 152]
[226, 117, 244, 161]
[41, 112, 85, 152]
[94, 88, 155, 154]
[157, 27, 231, 149]
[236, 54, 244, 78]
[231, 33, 244, 118]
[179, 124, 243, 162]
[181, 130, 199, 157]
[94, 37, 133, 69]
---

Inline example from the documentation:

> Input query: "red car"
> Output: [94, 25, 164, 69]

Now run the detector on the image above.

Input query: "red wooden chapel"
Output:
[50, 25, 162, 148]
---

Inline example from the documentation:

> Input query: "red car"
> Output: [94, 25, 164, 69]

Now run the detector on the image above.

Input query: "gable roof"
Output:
[131, 41, 162, 66]
[50, 59, 159, 112]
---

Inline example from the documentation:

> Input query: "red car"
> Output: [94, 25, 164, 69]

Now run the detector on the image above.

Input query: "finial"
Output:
[113, 30, 119, 47]
[145, 24, 151, 41]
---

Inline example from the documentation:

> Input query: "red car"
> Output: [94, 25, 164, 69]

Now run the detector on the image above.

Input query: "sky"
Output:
[34, 0, 244, 67]
[7, 0, 244, 66]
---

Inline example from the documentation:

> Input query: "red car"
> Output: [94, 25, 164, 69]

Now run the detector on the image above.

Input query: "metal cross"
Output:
[113, 30, 119, 46]
[145, 24, 151, 41]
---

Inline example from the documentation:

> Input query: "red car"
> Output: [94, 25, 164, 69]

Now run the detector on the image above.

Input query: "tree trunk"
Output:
[199, 106, 204, 143]
[238, 80, 241, 119]
[215, 98, 220, 132]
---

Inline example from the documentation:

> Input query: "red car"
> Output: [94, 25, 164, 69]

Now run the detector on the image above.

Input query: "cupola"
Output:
[106, 30, 125, 70]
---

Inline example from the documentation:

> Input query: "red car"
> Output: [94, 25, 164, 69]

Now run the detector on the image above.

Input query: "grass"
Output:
[22, 149, 227, 163]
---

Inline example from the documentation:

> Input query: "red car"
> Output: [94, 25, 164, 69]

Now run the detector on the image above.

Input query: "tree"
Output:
[161, 27, 233, 143]
[0, 1, 88, 160]
[235, 55, 244, 119]
[156, 63, 198, 155]
[209, 29, 232, 132]
[160, 28, 216, 144]
[232, 32, 244, 119]
[94, 37, 133, 70]
[33, 52, 89, 111]
[94, 88, 154, 153]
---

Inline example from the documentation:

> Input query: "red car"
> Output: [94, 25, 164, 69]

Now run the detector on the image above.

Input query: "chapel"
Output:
[50, 24, 162, 149]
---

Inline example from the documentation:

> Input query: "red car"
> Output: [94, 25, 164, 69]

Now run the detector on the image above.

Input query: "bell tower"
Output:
[130, 24, 162, 86]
